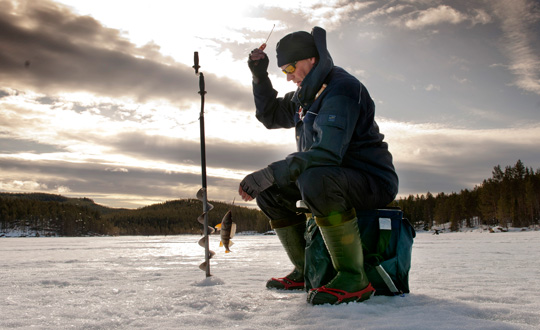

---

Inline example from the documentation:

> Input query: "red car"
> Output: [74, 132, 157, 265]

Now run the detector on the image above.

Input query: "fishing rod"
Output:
[193, 51, 215, 277]
[259, 24, 275, 51]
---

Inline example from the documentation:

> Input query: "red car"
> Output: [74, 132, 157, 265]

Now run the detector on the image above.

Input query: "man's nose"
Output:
[286, 73, 294, 82]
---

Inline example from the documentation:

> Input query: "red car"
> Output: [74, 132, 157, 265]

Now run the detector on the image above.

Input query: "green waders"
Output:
[266, 215, 306, 290]
[307, 209, 375, 305]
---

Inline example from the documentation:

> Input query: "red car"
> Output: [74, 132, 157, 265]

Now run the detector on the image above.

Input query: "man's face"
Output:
[280, 57, 316, 87]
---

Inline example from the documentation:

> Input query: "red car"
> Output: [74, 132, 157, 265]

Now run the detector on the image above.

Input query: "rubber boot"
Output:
[266, 215, 306, 290]
[307, 209, 375, 305]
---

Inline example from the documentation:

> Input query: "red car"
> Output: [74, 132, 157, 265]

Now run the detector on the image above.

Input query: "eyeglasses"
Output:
[281, 61, 298, 75]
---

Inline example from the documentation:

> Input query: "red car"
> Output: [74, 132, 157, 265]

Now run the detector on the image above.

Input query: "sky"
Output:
[1, 0, 539, 209]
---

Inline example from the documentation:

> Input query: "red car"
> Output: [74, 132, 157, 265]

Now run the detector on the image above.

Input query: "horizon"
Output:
[2, 156, 534, 211]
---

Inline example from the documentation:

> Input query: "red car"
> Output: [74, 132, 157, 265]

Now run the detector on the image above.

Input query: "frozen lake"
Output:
[1, 231, 540, 329]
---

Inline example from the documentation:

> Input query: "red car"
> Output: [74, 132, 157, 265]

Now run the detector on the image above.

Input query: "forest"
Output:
[104, 199, 270, 235]
[0, 193, 270, 236]
[392, 160, 540, 231]
[0, 193, 112, 236]
[1, 160, 539, 236]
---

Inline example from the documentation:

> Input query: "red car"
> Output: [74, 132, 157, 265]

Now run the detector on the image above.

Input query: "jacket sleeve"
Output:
[253, 76, 297, 129]
[270, 94, 360, 187]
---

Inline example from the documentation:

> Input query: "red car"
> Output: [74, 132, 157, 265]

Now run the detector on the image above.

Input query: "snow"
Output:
[1, 231, 540, 329]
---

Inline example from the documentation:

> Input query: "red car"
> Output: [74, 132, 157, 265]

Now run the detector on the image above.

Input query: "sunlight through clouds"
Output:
[1, 0, 539, 208]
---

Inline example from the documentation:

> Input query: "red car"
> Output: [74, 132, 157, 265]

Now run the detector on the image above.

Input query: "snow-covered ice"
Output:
[1, 231, 540, 329]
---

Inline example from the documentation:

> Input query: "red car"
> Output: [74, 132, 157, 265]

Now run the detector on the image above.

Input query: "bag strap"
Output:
[375, 265, 403, 296]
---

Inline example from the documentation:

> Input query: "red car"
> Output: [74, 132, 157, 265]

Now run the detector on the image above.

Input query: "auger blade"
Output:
[196, 188, 204, 201]
[198, 249, 215, 271]
[198, 236, 206, 248]
[197, 213, 205, 224]
[196, 188, 214, 211]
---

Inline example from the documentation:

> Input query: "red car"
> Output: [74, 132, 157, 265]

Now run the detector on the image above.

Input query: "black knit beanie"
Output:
[276, 31, 318, 67]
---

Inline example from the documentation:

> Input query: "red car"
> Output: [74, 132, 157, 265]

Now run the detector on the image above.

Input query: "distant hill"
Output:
[0, 192, 127, 215]
[104, 198, 270, 235]
[0, 192, 270, 237]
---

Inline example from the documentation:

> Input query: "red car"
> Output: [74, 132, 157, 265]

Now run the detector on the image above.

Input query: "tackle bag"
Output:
[304, 208, 415, 296]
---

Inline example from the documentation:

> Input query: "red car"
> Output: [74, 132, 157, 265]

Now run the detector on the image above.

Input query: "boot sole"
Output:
[266, 277, 305, 290]
[308, 283, 375, 305]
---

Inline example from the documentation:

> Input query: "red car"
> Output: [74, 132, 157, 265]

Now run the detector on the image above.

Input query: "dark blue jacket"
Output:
[253, 27, 398, 198]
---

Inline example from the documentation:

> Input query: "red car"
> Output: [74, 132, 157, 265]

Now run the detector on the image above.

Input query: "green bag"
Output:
[304, 209, 415, 296]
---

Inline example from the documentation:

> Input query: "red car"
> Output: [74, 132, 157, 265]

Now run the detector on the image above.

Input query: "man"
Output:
[238, 27, 398, 305]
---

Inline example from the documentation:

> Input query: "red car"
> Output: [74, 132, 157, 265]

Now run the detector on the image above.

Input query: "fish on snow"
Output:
[215, 210, 236, 253]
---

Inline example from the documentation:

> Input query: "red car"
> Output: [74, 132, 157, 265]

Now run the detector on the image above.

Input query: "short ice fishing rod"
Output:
[193, 51, 215, 278]
[259, 24, 275, 51]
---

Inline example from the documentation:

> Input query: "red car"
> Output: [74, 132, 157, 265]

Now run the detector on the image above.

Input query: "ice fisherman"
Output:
[238, 26, 399, 305]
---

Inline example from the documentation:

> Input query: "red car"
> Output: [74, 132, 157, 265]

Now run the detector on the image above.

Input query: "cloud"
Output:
[303, 1, 376, 31]
[359, 3, 411, 24]
[107, 131, 294, 172]
[251, 0, 377, 34]
[0, 86, 295, 208]
[0, 155, 243, 208]
[4, 117, 539, 207]
[380, 119, 540, 196]
[380, 4, 492, 31]
[0, 0, 253, 110]
[1, 0, 539, 210]
[0, 88, 295, 172]
[470, 8, 492, 25]
[403, 5, 467, 29]
[424, 84, 440, 91]
[105, 167, 128, 173]
[452, 75, 469, 84]
[0, 179, 48, 191]
[491, 0, 540, 95]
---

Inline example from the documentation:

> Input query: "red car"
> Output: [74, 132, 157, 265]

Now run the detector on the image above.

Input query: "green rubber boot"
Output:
[266, 216, 306, 291]
[307, 209, 375, 305]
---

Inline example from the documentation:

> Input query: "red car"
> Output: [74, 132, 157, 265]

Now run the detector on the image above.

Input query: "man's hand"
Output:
[238, 167, 274, 201]
[248, 48, 269, 82]
[249, 48, 267, 61]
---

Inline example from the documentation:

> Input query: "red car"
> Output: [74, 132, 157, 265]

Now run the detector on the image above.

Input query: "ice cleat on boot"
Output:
[266, 270, 305, 290]
[307, 209, 374, 305]
[308, 283, 375, 305]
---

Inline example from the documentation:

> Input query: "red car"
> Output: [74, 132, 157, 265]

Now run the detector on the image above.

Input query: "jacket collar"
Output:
[293, 26, 334, 107]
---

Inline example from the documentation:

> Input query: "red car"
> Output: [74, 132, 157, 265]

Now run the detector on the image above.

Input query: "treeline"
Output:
[0, 193, 271, 236]
[104, 199, 271, 235]
[393, 160, 540, 231]
[3, 159, 538, 235]
[0, 194, 114, 236]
